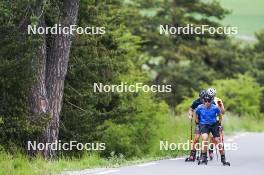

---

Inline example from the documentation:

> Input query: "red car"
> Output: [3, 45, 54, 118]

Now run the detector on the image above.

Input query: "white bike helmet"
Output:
[207, 87, 216, 98]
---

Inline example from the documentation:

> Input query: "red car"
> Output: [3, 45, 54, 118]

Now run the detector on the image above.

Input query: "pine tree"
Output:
[130, 0, 231, 109]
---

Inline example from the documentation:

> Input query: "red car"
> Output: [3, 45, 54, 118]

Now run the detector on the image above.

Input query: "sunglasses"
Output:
[204, 99, 212, 103]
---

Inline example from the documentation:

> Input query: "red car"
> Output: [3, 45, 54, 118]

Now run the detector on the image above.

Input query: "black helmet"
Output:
[199, 89, 206, 99]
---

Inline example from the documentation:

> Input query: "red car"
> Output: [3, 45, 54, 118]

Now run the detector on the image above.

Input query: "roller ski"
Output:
[185, 117, 196, 162]
[198, 153, 208, 165]
[221, 155, 231, 166]
[219, 126, 230, 166]
[196, 155, 200, 161]
[185, 150, 196, 162]
[196, 144, 201, 160]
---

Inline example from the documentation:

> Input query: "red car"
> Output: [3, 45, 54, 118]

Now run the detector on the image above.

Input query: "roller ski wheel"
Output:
[208, 150, 214, 161]
[185, 150, 196, 162]
[222, 161, 231, 166]
[185, 157, 195, 162]
[198, 153, 208, 165]
[209, 154, 213, 160]
[198, 159, 207, 165]
[221, 155, 230, 166]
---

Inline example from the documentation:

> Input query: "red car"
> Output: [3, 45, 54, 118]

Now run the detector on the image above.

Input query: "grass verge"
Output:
[1, 113, 263, 175]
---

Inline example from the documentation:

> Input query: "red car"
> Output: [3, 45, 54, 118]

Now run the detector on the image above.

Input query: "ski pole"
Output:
[215, 143, 219, 162]
[219, 126, 224, 149]
[219, 126, 231, 166]
[219, 125, 226, 157]
[197, 139, 200, 160]
[190, 117, 193, 142]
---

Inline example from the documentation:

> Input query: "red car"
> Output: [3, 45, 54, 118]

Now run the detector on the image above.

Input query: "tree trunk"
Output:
[28, 0, 80, 159]
[27, 5, 49, 156]
[28, 16, 48, 118]
[43, 0, 79, 159]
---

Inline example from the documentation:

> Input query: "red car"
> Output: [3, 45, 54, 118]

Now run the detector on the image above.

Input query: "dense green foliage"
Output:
[176, 74, 263, 116]
[210, 75, 263, 115]
[131, 0, 230, 108]
[0, 0, 45, 149]
[59, 0, 169, 158]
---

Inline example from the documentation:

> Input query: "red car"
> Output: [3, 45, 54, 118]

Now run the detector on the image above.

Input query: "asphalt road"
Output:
[63, 132, 264, 175]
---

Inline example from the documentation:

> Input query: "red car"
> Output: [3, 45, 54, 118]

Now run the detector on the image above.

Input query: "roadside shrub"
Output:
[210, 74, 263, 115]
[99, 93, 170, 158]
[176, 74, 263, 116]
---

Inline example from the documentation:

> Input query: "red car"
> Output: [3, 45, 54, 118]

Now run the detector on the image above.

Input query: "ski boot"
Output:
[198, 153, 208, 165]
[185, 150, 196, 162]
[196, 150, 201, 160]
[221, 155, 231, 166]
[208, 147, 214, 160]
[196, 154, 200, 161]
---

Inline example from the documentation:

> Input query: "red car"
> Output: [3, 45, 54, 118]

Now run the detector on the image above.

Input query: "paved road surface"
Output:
[62, 132, 264, 175]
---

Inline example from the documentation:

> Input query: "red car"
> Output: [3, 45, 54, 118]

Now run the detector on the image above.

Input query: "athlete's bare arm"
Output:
[194, 112, 199, 124]
[217, 99, 225, 115]
[188, 107, 193, 119]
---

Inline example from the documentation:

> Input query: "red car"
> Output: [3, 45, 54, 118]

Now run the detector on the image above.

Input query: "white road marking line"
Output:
[169, 157, 185, 161]
[230, 132, 249, 140]
[97, 170, 120, 175]
[238, 133, 244, 137]
[227, 138, 234, 142]
[233, 135, 240, 139]
[136, 162, 157, 167]
[240, 133, 248, 137]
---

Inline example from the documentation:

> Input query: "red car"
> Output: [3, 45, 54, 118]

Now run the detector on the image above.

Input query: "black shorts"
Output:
[194, 124, 200, 134]
[199, 122, 220, 137]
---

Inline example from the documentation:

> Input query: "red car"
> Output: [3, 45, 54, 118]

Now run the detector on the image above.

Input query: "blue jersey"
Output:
[196, 104, 220, 125]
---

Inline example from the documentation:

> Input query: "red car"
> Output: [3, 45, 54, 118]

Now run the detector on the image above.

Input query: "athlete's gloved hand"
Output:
[217, 100, 223, 107]
[218, 125, 224, 131]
